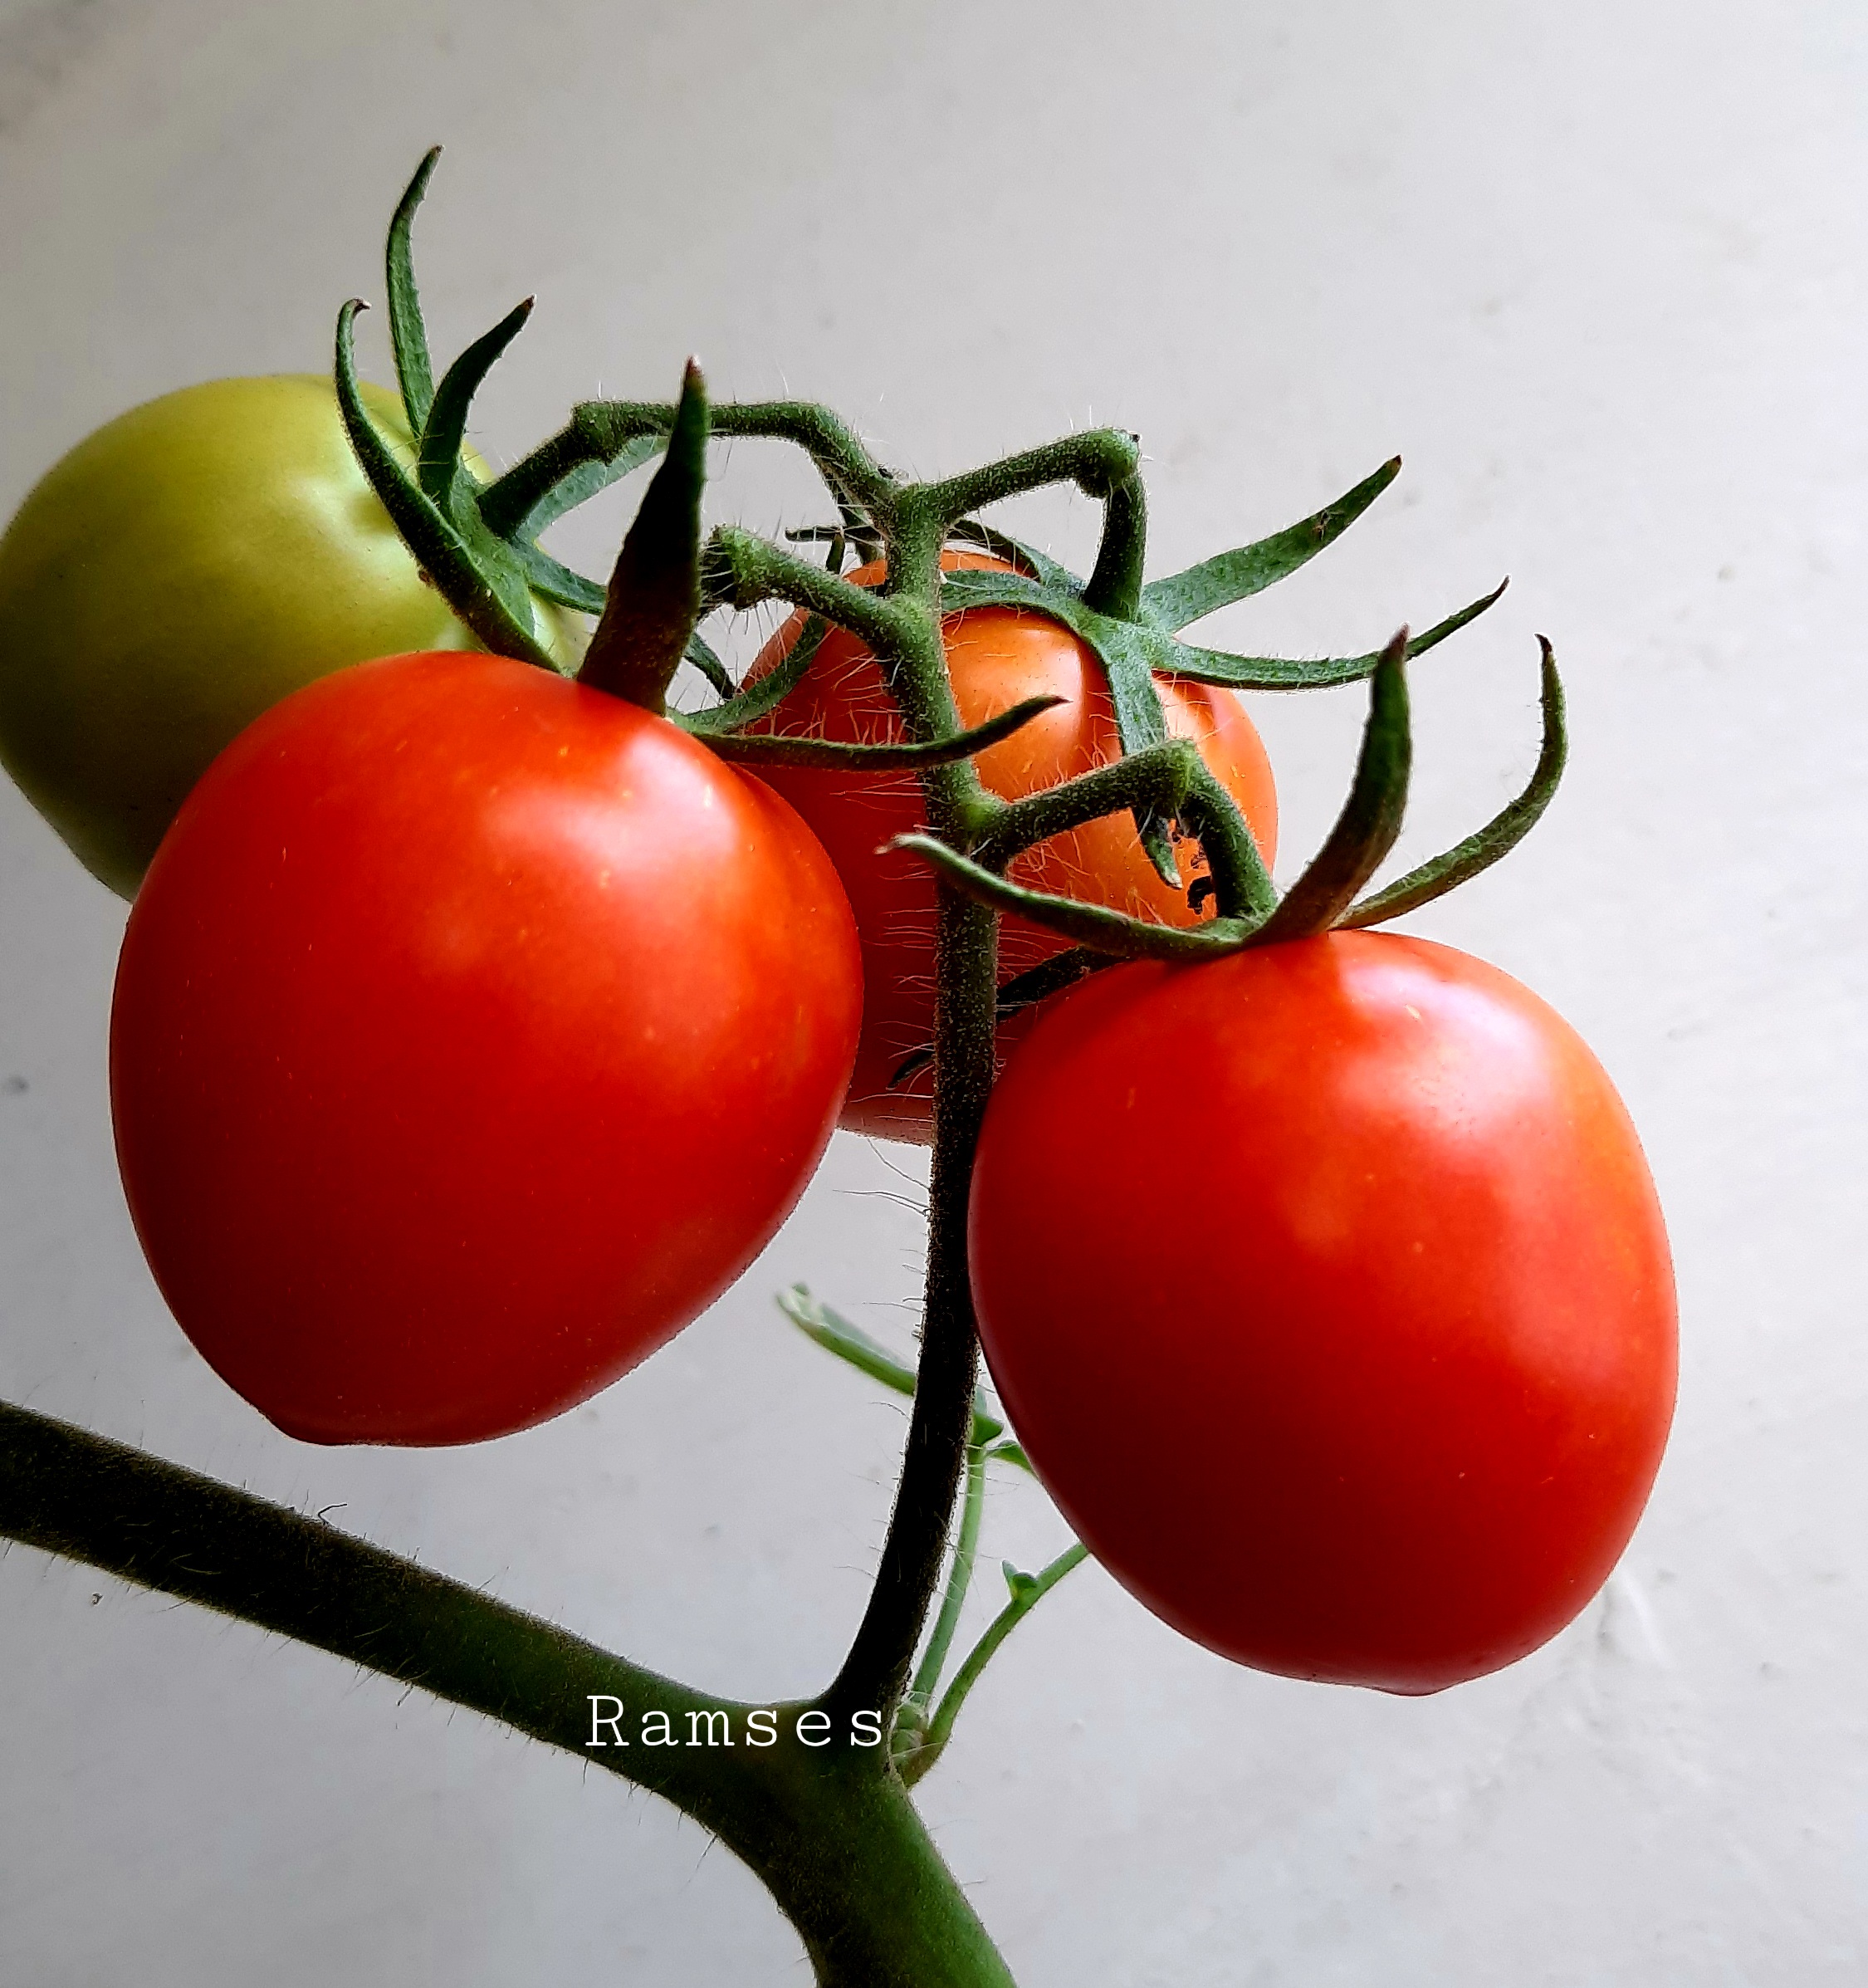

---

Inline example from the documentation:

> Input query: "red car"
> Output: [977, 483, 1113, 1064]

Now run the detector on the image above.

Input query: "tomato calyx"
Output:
[576, 357, 709, 715]
[782, 457, 1511, 915]
[893, 623, 1567, 963]
[339, 155, 1565, 1032]
[335, 149, 673, 677]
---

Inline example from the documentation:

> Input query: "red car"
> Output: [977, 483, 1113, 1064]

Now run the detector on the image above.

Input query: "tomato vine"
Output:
[0, 148, 1670, 1988]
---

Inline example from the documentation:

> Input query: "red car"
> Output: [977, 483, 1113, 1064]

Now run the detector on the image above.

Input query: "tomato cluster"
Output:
[1, 350, 1675, 1694]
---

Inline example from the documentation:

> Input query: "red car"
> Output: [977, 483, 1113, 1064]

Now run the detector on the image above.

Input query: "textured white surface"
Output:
[2, 1, 1865, 1981]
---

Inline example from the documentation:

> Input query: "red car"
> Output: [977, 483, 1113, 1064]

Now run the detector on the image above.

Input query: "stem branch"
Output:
[899, 1545, 1090, 1790]
[976, 737, 1200, 869]
[908, 1442, 989, 1711]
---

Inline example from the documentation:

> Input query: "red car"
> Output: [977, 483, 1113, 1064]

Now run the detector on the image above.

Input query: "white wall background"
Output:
[2, 1, 1864, 1981]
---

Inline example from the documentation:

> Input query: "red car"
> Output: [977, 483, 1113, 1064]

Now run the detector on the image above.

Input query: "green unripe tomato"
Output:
[0, 375, 575, 897]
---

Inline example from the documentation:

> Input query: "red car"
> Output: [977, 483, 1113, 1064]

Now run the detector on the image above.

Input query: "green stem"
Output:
[1177, 760, 1278, 923]
[1082, 473, 1147, 621]
[704, 526, 915, 666]
[822, 881, 1000, 1726]
[909, 1441, 988, 1709]
[922, 429, 1139, 523]
[0, 1401, 1015, 1985]
[975, 737, 1200, 869]
[0, 1402, 734, 1811]
[896, 834, 1251, 962]
[754, 1755, 1018, 1988]
[900, 1545, 1090, 1790]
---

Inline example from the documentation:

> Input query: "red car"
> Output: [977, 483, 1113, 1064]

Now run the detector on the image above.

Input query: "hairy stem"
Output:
[823, 887, 1000, 1725]
[976, 737, 1200, 869]
[922, 429, 1139, 523]
[0, 1402, 1017, 1984]
[1082, 473, 1147, 620]
[0, 1402, 736, 1812]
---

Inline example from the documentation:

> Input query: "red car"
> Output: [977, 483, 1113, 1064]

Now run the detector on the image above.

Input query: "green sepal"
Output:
[994, 947, 1109, 1018]
[945, 518, 1083, 593]
[384, 147, 441, 436]
[417, 296, 535, 511]
[481, 433, 663, 544]
[494, 452, 674, 620]
[504, 539, 607, 617]
[1160, 580, 1509, 690]
[446, 497, 546, 652]
[677, 615, 827, 736]
[1138, 457, 1400, 633]
[682, 627, 736, 699]
[883, 946, 1110, 1090]
[1338, 637, 1567, 928]
[984, 1439, 1032, 1475]
[939, 569, 1506, 693]
[1176, 760, 1279, 922]
[776, 1287, 1005, 1447]
[1247, 633, 1412, 945]
[893, 834, 1254, 962]
[332, 301, 554, 668]
[578, 360, 708, 712]
[699, 696, 1063, 772]
[787, 518, 883, 570]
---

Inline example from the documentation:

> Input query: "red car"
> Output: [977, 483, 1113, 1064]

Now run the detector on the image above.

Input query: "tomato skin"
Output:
[110, 651, 861, 1446]
[747, 556, 1278, 1143]
[0, 375, 573, 899]
[967, 933, 1676, 1693]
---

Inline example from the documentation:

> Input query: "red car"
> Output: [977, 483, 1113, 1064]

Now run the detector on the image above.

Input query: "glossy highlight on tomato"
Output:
[747, 554, 1278, 1142]
[967, 933, 1677, 1693]
[110, 651, 862, 1445]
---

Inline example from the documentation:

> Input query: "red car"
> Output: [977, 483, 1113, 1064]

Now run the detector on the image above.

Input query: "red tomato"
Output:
[967, 933, 1676, 1692]
[110, 652, 862, 1445]
[747, 555, 1278, 1142]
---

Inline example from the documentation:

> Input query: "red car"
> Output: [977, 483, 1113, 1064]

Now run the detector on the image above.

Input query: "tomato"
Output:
[747, 555, 1278, 1141]
[109, 650, 861, 1445]
[966, 933, 1676, 1693]
[0, 375, 575, 899]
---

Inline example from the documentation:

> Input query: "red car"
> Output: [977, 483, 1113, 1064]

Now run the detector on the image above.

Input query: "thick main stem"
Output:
[0, 1399, 1016, 1986]
[736, 1750, 1017, 1988]
[823, 886, 1000, 1722]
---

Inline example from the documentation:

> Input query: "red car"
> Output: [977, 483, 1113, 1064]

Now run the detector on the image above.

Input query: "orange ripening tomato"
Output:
[110, 650, 862, 1445]
[968, 933, 1678, 1694]
[746, 554, 1278, 1141]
